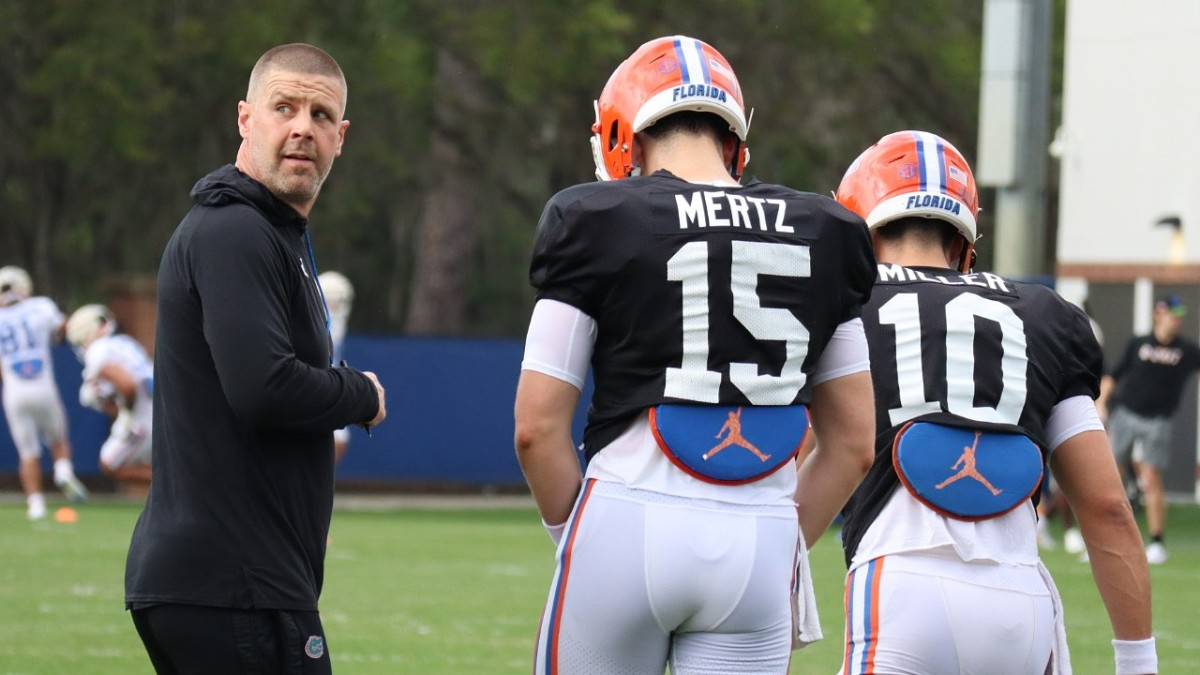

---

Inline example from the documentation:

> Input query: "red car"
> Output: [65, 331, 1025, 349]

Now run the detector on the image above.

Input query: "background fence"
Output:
[3, 322, 1196, 499]
[0, 335, 590, 491]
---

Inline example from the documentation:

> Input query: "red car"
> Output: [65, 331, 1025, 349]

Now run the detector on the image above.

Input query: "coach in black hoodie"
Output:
[125, 44, 386, 674]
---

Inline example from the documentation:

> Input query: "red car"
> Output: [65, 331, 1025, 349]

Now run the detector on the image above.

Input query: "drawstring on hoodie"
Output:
[304, 230, 333, 364]
[305, 229, 369, 435]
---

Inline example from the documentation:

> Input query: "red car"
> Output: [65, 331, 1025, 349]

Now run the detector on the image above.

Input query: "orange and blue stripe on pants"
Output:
[841, 557, 885, 674]
[532, 479, 597, 675]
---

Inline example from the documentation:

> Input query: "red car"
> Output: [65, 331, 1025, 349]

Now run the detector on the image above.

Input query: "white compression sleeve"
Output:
[520, 299, 596, 390]
[809, 318, 870, 387]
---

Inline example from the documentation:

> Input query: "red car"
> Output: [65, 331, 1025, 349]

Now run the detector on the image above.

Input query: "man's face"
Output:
[237, 68, 348, 214]
[1153, 306, 1182, 338]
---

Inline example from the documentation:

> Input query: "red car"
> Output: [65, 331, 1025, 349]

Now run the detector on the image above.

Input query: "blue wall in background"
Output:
[0, 335, 590, 488]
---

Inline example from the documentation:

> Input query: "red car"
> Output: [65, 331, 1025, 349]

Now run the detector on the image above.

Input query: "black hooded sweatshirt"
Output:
[126, 165, 379, 611]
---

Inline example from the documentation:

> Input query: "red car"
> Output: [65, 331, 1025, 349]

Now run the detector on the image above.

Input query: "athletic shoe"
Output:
[27, 501, 47, 521]
[56, 475, 88, 504]
[1063, 527, 1085, 555]
[1145, 542, 1168, 565]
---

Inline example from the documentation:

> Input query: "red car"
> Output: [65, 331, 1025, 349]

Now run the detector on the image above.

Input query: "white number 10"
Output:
[879, 292, 1028, 426]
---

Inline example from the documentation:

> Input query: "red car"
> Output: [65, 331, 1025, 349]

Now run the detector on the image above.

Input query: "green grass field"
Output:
[0, 497, 1196, 674]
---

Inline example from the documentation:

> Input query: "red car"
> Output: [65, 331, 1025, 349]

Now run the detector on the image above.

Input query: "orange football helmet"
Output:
[836, 130, 979, 272]
[591, 35, 750, 181]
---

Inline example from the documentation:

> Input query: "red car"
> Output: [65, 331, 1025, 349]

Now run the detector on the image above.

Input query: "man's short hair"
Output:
[641, 111, 731, 143]
[246, 43, 347, 107]
[875, 216, 959, 249]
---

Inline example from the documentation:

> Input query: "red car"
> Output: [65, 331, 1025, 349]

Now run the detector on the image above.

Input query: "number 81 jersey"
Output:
[529, 172, 876, 459]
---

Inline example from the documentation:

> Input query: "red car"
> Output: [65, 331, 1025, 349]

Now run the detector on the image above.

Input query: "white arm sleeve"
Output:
[520, 299, 596, 391]
[810, 318, 870, 387]
[1045, 395, 1105, 452]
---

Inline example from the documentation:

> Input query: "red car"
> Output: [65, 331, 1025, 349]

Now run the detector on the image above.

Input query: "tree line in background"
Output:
[0, 0, 1000, 337]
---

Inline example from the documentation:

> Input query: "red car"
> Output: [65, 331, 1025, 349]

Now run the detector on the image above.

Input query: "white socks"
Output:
[53, 458, 75, 485]
[27, 492, 46, 520]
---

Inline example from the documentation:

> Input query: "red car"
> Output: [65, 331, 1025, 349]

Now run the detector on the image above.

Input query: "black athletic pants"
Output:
[131, 604, 331, 674]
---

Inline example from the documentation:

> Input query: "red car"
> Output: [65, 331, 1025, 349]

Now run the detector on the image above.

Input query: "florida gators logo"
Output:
[656, 58, 679, 75]
[305, 635, 325, 659]
[652, 404, 807, 484]
[893, 422, 1043, 520]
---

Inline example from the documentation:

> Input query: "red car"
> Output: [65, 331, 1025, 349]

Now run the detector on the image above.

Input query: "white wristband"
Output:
[1113, 637, 1157, 675]
[543, 519, 567, 546]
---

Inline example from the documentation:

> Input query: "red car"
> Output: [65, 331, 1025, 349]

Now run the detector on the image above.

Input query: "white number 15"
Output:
[664, 240, 812, 405]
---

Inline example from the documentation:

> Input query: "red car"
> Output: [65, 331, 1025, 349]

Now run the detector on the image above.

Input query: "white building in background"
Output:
[1054, 0, 1200, 500]
[1056, 1, 1200, 275]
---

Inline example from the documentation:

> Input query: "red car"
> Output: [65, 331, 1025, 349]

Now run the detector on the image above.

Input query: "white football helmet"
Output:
[318, 271, 354, 315]
[0, 266, 33, 306]
[66, 304, 116, 356]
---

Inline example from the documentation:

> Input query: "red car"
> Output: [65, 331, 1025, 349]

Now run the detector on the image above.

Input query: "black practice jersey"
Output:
[840, 263, 1103, 565]
[530, 171, 876, 459]
[1108, 334, 1200, 418]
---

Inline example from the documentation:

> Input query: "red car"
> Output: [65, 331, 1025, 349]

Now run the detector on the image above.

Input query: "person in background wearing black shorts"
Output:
[1097, 293, 1200, 565]
[124, 43, 387, 674]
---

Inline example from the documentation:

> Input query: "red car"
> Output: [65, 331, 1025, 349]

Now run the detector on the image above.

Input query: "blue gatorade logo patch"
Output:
[651, 404, 807, 484]
[893, 421, 1044, 520]
[12, 358, 44, 380]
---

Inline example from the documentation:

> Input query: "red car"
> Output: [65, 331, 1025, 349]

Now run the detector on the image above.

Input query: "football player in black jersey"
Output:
[514, 35, 876, 674]
[835, 130, 1156, 675]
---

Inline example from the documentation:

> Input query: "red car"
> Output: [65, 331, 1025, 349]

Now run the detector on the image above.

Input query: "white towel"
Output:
[1037, 560, 1072, 674]
[791, 540, 824, 649]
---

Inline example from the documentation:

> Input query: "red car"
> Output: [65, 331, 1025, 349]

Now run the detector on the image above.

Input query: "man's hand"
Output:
[363, 371, 386, 427]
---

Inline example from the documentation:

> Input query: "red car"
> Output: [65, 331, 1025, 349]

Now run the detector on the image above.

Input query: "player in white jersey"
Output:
[0, 265, 87, 519]
[834, 131, 1156, 674]
[66, 304, 153, 487]
[318, 271, 354, 463]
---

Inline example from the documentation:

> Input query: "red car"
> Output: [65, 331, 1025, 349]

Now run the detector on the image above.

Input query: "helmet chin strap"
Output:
[958, 244, 978, 273]
[728, 141, 747, 180]
[732, 108, 753, 179]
